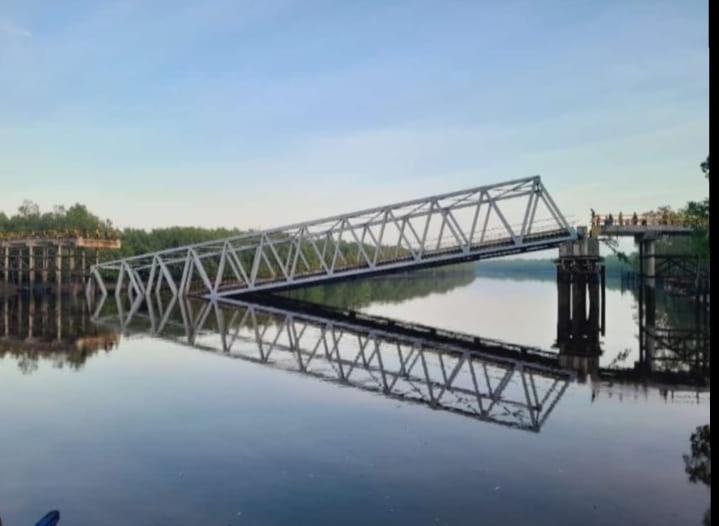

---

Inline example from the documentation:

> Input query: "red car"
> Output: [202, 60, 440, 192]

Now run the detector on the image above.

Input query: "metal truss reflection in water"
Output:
[91, 293, 574, 433]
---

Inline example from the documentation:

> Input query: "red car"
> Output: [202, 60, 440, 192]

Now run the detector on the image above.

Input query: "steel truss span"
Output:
[88, 176, 577, 299]
[92, 294, 573, 433]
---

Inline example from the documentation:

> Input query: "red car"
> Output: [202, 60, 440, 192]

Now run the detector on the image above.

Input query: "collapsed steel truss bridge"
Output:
[92, 293, 573, 433]
[88, 176, 577, 300]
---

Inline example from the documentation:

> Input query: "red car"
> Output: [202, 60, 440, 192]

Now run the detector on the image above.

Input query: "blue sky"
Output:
[0, 1, 709, 235]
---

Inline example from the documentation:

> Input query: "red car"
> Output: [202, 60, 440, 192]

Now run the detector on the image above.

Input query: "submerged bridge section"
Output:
[88, 176, 577, 300]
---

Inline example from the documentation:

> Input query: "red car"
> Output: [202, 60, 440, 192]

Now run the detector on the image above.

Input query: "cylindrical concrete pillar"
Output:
[643, 239, 656, 288]
[69, 249, 76, 276]
[55, 245, 63, 286]
[2, 246, 8, 289]
[28, 245, 35, 291]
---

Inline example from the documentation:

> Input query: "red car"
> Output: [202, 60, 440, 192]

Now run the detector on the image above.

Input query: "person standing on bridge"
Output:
[632, 212, 638, 225]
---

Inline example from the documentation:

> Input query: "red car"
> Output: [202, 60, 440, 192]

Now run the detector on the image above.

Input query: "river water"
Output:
[0, 270, 710, 526]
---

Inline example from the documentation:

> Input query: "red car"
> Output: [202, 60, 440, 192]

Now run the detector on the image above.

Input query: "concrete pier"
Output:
[555, 230, 605, 382]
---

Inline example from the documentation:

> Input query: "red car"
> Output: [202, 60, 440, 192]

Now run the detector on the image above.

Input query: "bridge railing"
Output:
[591, 211, 694, 228]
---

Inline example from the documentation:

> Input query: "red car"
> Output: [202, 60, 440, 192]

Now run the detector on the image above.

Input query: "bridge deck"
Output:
[0, 237, 121, 249]
[595, 225, 693, 238]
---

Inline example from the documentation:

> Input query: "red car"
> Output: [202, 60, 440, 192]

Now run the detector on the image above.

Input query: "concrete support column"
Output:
[69, 250, 76, 287]
[3, 246, 8, 290]
[55, 246, 63, 286]
[643, 238, 656, 288]
[28, 246, 35, 291]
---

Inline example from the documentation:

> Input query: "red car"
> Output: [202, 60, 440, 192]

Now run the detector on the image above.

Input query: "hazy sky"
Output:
[0, 1, 709, 233]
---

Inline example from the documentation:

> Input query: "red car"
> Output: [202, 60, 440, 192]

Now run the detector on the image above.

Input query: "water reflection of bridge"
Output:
[87, 266, 711, 433]
[92, 293, 573, 433]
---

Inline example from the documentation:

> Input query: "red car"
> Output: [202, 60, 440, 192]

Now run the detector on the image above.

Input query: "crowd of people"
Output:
[590, 209, 682, 228]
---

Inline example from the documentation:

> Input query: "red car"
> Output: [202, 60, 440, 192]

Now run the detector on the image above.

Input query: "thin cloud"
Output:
[0, 17, 32, 38]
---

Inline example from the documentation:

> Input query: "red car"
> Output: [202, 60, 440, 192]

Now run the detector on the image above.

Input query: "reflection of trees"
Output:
[0, 340, 119, 375]
[683, 424, 710, 526]
[283, 265, 476, 309]
[684, 425, 711, 485]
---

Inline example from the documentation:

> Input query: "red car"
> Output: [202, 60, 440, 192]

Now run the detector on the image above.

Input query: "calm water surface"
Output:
[0, 272, 710, 526]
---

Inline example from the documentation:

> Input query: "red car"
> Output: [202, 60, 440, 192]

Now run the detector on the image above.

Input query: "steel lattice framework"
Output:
[88, 175, 576, 300]
[92, 294, 573, 432]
